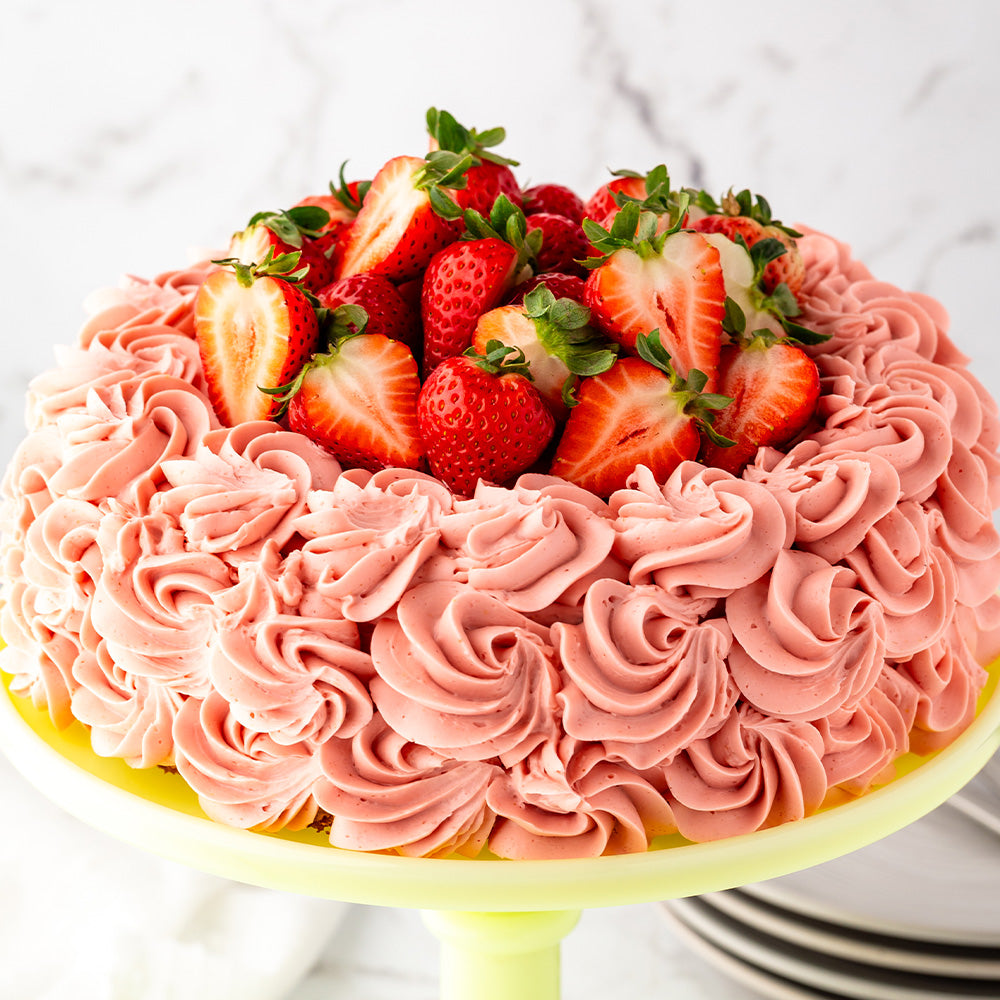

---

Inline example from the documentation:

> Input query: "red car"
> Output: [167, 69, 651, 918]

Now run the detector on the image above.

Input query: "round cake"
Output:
[3, 110, 999, 860]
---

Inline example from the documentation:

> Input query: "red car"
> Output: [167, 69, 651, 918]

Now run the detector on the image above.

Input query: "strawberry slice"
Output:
[549, 331, 732, 497]
[416, 341, 555, 495]
[228, 206, 335, 293]
[332, 152, 470, 283]
[700, 333, 820, 474]
[421, 195, 538, 375]
[194, 252, 319, 426]
[272, 315, 425, 472]
[471, 285, 617, 420]
[583, 201, 727, 389]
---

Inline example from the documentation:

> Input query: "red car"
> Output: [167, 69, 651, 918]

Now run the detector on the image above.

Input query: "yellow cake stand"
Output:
[2, 659, 1000, 1000]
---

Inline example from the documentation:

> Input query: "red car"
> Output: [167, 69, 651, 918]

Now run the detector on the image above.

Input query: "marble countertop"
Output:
[2, 1, 999, 997]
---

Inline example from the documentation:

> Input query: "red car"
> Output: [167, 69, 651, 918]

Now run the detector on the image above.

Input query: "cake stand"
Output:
[3, 659, 1000, 1000]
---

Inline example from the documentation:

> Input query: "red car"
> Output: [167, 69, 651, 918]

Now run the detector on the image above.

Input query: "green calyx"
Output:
[687, 186, 803, 239]
[634, 331, 735, 448]
[461, 194, 542, 270]
[581, 193, 691, 268]
[211, 246, 309, 288]
[329, 161, 370, 214]
[413, 149, 474, 222]
[464, 339, 534, 380]
[608, 164, 689, 224]
[426, 107, 518, 168]
[246, 206, 330, 249]
[259, 303, 370, 414]
[522, 284, 618, 379]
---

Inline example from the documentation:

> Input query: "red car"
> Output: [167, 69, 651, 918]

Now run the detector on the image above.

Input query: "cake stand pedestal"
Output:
[3, 662, 1000, 1000]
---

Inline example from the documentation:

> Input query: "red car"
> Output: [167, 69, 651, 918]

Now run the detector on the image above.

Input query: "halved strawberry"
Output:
[523, 183, 585, 223]
[426, 107, 523, 216]
[194, 252, 319, 426]
[416, 341, 555, 495]
[582, 201, 727, 389]
[689, 187, 805, 298]
[272, 319, 425, 472]
[228, 206, 335, 293]
[332, 152, 470, 282]
[317, 273, 420, 353]
[549, 332, 732, 497]
[421, 195, 538, 375]
[471, 285, 617, 420]
[700, 332, 821, 474]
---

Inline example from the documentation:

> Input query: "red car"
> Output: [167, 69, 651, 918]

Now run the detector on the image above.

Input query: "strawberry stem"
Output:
[464, 339, 535, 380]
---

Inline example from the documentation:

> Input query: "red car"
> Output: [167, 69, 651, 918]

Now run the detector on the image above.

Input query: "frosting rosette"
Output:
[71, 639, 183, 768]
[487, 734, 676, 859]
[44, 373, 217, 512]
[439, 479, 617, 614]
[155, 421, 341, 560]
[315, 717, 500, 858]
[555, 579, 736, 768]
[813, 666, 919, 794]
[370, 582, 559, 765]
[893, 625, 988, 754]
[843, 501, 957, 658]
[610, 463, 787, 604]
[210, 547, 373, 745]
[173, 690, 321, 832]
[726, 549, 886, 721]
[89, 507, 232, 697]
[745, 440, 901, 561]
[294, 469, 454, 622]
[663, 704, 828, 841]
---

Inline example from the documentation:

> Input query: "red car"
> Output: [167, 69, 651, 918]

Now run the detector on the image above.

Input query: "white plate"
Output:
[660, 902, 840, 1000]
[699, 889, 1000, 979]
[740, 787, 1000, 946]
[663, 896, 1000, 1000]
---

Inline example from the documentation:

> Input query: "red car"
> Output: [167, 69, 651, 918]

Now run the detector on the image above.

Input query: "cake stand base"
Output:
[422, 909, 581, 1000]
[2, 654, 1000, 1000]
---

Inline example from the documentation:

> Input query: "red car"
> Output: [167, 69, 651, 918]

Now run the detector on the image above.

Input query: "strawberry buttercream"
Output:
[2, 225, 1000, 860]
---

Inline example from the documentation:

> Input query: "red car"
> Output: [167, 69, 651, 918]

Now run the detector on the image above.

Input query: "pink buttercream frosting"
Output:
[1, 235, 999, 860]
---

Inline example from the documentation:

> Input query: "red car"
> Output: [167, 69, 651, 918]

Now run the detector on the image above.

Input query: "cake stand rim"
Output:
[2, 655, 998, 913]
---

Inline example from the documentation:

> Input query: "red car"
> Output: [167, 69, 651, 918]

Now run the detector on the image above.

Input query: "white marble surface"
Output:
[2, 1, 1000, 997]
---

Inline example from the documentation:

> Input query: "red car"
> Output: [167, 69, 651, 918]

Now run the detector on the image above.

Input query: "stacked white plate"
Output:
[660, 759, 1000, 999]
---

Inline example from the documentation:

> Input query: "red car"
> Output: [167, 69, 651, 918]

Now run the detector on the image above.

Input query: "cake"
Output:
[3, 109, 999, 860]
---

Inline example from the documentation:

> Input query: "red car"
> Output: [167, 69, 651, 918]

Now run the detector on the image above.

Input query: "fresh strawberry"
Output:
[332, 152, 470, 283]
[426, 107, 523, 217]
[317, 273, 420, 353]
[525, 212, 590, 277]
[506, 271, 586, 306]
[416, 341, 556, 495]
[471, 285, 616, 420]
[228, 206, 335, 293]
[689, 187, 805, 298]
[582, 200, 727, 389]
[194, 251, 319, 426]
[700, 331, 821, 474]
[269, 312, 425, 472]
[293, 163, 370, 253]
[523, 183, 585, 223]
[421, 195, 539, 375]
[583, 165, 685, 232]
[584, 173, 649, 228]
[549, 332, 733, 497]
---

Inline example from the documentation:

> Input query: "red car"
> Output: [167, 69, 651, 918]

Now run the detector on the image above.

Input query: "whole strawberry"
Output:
[421, 195, 539, 375]
[417, 341, 556, 495]
[523, 183, 586, 223]
[317, 273, 420, 353]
